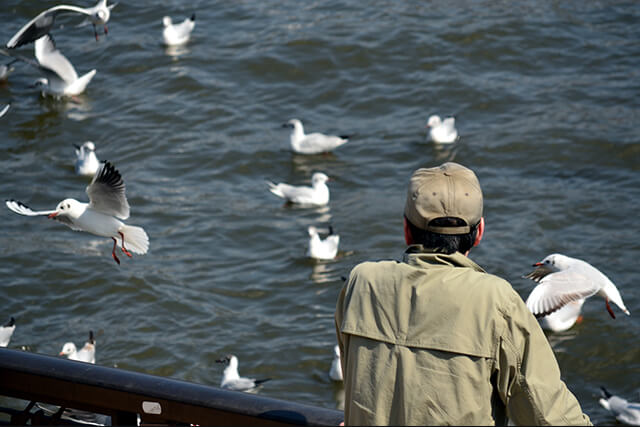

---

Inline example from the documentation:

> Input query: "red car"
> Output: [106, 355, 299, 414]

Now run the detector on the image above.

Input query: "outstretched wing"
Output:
[34, 34, 78, 84]
[86, 161, 130, 219]
[6, 5, 92, 49]
[525, 269, 600, 317]
[5, 199, 55, 216]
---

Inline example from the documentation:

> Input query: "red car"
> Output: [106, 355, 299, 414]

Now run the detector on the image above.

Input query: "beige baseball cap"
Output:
[404, 162, 483, 235]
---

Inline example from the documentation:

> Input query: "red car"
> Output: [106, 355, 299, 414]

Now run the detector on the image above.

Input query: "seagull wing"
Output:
[5, 199, 55, 216]
[523, 264, 555, 283]
[86, 161, 130, 219]
[6, 5, 92, 49]
[34, 34, 78, 84]
[525, 269, 600, 317]
[442, 117, 456, 130]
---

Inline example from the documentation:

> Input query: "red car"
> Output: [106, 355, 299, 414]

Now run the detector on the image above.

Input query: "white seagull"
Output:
[308, 225, 339, 260]
[0, 317, 16, 348]
[6, 0, 117, 49]
[0, 104, 9, 118]
[74, 141, 100, 177]
[329, 344, 343, 382]
[283, 119, 350, 154]
[59, 330, 96, 363]
[426, 115, 458, 144]
[268, 172, 330, 206]
[525, 253, 630, 320]
[215, 354, 271, 393]
[599, 387, 640, 425]
[6, 160, 149, 265]
[162, 14, 196, 46]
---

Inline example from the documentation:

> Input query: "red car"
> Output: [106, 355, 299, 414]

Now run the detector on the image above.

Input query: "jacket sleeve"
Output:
[494, 294, 592, 426]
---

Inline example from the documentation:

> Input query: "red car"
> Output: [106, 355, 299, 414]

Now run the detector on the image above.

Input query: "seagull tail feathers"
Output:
[267, 182, 283, 198]
[254, 378, 272, 386]
[600, 386, 612, 399]
[118, 225, 149, 255]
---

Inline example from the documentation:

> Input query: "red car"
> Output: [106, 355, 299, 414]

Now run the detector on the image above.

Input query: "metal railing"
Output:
[0, 348, 343, 426]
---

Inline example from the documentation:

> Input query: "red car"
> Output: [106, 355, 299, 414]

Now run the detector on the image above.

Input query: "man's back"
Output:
[335, 249, 591, 425]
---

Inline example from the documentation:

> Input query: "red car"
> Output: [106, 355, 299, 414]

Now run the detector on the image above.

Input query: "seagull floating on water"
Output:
[329, 344, 343, 382]
[283, 119, 350, 154]
[268, 172, 330, 206]
[216, 354, 271, 393]
[6, 0, 116, 49]
[74, 141, 100, 177]
[162, 14, 196, 46]
[6, 160, 149, 265]
[426, 115, 458, 144]
[59, 330, 96, 363]
[525, 253, 630, 320]
[308, 225, 339, 260]
[0, 317, 16, 348]
[599, 387, 640, 425]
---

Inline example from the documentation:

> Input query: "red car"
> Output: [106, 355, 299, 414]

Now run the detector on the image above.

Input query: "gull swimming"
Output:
[426, 115, 458, 144]
[6, 160, 149, 265]
[162, 14, 196, 46]
[6, 0, 116, 49]
[525, 253, 630, 320]
[308, 225, 339, 260]
[59, 330, 95, 363]
[599, 387, 640, 425]
[0, 317, 16, 347]
[268, 172, 330, 206]
[283, 119, 350, 154]
[329, 344, 343, 382]
[215, 354, 271, 393]
[74, 141, 100, 177]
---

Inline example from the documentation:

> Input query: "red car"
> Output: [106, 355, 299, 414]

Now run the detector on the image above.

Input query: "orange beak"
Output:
[48, 212, 58, 218]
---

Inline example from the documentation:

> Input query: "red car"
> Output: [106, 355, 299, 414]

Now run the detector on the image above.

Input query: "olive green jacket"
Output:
[335, 247, 591, 426]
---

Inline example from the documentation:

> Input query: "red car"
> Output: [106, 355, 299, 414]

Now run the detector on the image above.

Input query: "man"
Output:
[335, 162, 591, 425]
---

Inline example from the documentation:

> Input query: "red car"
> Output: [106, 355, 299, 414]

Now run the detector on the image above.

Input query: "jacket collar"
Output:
[402, 245, 486, 272]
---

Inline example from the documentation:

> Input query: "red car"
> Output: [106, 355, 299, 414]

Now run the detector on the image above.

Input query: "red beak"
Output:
[48, 212, 58, 218]
[532, 262, 543, 267]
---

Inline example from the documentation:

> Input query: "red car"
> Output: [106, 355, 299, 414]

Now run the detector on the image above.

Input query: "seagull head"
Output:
[216, 354, 238, 369]
[426, 115, 443, 128]
[307, 226, 318, 237]
[59, 342, 77, 356]
[533, 253, 569, 271]
[282, 118, 302, 130]
[83, 141, 96, 152]
[49, 198, 82, 219]
[311, 172, 330, 186]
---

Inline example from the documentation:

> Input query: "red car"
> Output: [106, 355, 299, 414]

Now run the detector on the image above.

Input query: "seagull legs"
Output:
[111, 237, 120, 265]
[605, 299, 616, 319]
[119, 232, 133, 258]
[93, 24, 99, 41]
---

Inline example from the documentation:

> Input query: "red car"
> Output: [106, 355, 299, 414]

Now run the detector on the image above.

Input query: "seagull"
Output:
[74, 141, 100, 177]
[0, 317, 16, 348]
[162, 14, 196, 46]
[0, 104, 9, 118]
[329, 344, 343, 382]
[308, 225, 339, 260]
[215, 355, 271, 392]
[267, 172, 330, 206]
[525, 253, 630, 320]
[426, 115, 458, 144]
[282, 119, 350, 154]
[5, 160, 149, 265]
[6, 0, 117, 49]
[59, 330, 95, 363]
[599, 387, 640, 425]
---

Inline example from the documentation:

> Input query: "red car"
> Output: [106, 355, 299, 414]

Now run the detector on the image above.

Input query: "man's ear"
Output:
[473, 217, 485, 247]
[404, 217, 414, 245]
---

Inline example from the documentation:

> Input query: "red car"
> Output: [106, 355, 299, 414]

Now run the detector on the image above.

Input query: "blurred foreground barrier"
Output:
[0, 348, 343, 426]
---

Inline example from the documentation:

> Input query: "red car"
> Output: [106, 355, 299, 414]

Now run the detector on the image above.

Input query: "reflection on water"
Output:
[431, 141, 459, 163]
[545, 329, 580, 354]
[165, 44, 191, 60]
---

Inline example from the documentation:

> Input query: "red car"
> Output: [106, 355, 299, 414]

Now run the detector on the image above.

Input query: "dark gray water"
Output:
[1, 1, 639, 423]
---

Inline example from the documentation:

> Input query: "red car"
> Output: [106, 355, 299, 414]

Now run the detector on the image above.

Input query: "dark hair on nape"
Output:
[405, 216, 479, 255]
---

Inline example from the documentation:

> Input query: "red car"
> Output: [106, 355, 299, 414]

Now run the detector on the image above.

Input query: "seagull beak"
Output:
[48, 212, 58, 218]
[58, 351, 65, 356]
[532, 262, 543, 267]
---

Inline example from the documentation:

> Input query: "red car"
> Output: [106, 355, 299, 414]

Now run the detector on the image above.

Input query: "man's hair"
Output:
[405, 215, 478, 254]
